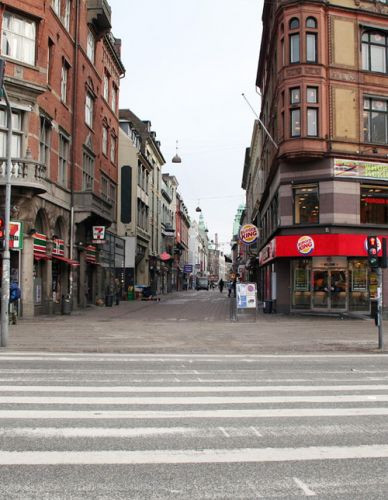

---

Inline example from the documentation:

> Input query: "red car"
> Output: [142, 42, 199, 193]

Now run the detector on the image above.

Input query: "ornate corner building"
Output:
[253, 0, 388, 314]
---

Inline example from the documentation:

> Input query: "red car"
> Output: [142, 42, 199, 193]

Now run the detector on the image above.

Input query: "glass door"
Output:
[312, 270, 329, 308]
[330, 269, 347, 310]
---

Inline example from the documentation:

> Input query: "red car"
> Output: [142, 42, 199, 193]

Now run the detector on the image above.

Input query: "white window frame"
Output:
[1, 12, 36, 66]
[63, 0, 71, 30]
[103, 73, 109, 101]
[60, 63, 68, 103]
[86, 29, 95, 62]
[102, 126, 108, 155]
[85, 92, 94, 128]
[58, 131, 69, 186]
[0, 108, 23, 158]
[111, 84, 117, 112]
[52, 0, 61, 16]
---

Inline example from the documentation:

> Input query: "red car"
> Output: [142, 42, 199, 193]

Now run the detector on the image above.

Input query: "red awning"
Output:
[52, 255, 80, 266]
[34, 253, 51, 261]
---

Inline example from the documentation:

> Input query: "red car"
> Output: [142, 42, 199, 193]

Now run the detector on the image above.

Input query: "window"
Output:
[63, 0, 71, 30]
[290, 87, 300, 104]
[1, 12, 36, 65]
[307, 86, 318, 103]
[58, 132, 69, 186]
[307, 108, 318, 136]
[361, 185, 388, 224]
[110, 183, 116, 215]
[306, 33, 317, 63]
[306, 17, 317, 29]
[103, 73, 109, 101]
[85, 92, 94, 128]
[362, 32, 387, 73]
[294, 184, 319, 224]
[110, 135, 116, 162]
[289, 18, 299, 30]
[102, 126, 108, 155]
[101, 175, 108, 200]
[86, 29, 95, 62]
[47, 38, 54, 84]
[0, 108, 22, 157]
[39, 116, 51, 168]
[111, 84, 117, 113]
[60, 61, 69, 103]
[52, 0, 60, 16]
[363, 97, 388, 144]
[290, 34, 300, 63]
[82, 149, 94, 190]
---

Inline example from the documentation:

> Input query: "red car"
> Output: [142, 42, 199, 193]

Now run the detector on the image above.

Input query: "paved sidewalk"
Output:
[1, 290, 385, 354]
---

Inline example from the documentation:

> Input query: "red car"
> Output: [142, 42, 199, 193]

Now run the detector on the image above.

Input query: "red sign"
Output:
[259, 233, 385, 265]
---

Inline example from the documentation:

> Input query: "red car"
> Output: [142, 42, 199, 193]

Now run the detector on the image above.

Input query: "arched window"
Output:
[362, 31, 388, 73]
[306, 17, 317, 29]
[35, 210, 45, 233]
[289, 18, 299, 30]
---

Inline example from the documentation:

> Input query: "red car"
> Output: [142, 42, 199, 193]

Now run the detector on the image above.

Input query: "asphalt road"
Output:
[0, 352, 388, 498]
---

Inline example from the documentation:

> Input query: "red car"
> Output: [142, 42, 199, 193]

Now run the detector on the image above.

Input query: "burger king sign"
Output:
[239, 224, 259, 245]
[297, 235, 315, 255]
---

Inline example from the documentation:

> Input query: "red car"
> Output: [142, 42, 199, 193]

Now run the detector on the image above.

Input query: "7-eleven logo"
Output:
[92, 226, 105, 240]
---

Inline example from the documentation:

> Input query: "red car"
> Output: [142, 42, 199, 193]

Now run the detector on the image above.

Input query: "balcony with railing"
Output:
[0, 158, 47, 193]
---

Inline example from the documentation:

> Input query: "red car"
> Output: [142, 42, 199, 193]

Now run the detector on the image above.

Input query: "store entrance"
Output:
[312, 269, 347, 311]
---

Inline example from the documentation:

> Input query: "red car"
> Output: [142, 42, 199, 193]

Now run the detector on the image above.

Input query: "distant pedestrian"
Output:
[218, 279, 224, 293]
[227, 281, 233, 297]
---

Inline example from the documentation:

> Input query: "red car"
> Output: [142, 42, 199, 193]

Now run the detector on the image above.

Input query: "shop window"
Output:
[360, 185, 388, 224]
[291, 259, 311, 309]
[362, 31, 388, 74]
[1, 11, 36, 66]
[348, 259, 370, 312]
[363, 97, 388, 144]
[293, 184, 319, 224]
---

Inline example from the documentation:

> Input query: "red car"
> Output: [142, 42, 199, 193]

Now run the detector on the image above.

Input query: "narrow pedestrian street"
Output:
[0, 352, 387, 499]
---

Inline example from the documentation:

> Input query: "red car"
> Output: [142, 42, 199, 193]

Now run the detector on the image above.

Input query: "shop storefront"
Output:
[259, 234, 385, 314]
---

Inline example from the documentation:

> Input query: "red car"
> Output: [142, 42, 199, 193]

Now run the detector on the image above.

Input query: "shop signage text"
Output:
[297, 235, 315, 255]
[9, 221, 23, 250]
[92, 226, 105, 243]
[334, 158, 388, 181]
[239, 224, 258, 245]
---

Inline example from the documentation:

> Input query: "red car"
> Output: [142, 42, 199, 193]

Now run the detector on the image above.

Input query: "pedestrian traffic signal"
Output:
[367, 235, 379, 268]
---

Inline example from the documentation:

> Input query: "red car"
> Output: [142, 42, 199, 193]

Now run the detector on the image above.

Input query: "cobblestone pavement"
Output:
[2, 290, 385, 354]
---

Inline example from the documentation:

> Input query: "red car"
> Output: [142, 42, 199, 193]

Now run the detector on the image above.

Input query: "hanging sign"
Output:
[85, 245, 97, 263]
[92, 226, 105, 243]
[52, 238, 65, 256]
[9, 221, 23, 250]
[239, 224, 258, 245]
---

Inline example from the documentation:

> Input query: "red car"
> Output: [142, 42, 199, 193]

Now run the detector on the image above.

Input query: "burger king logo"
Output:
[297, 235, 315, 255]
[239, 224, 259, 245]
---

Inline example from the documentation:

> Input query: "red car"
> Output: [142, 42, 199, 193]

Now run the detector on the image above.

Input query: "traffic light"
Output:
[0, 217, 4, 250]
[367, 235, 379, 268]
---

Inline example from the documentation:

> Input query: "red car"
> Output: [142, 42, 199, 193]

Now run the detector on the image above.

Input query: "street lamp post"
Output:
[0, 60, 12, 347]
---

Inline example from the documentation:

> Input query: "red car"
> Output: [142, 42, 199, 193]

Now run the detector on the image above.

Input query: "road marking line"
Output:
[218, 427, 230, 438]
[1, 395, 387, 405]
[250, 426, 262, 437]
[293, 477, 316, 496]
[0, 427, 195, 438]
[1, 407, 388, 419]
[0, 384, 387, 393]
[0, 445, 387, 465]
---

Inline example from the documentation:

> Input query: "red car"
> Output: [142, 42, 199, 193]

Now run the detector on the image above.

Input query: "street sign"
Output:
[183, 264, 193, 273]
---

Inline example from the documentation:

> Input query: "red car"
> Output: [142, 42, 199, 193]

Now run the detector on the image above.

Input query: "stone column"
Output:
[21, 236, 34, 318]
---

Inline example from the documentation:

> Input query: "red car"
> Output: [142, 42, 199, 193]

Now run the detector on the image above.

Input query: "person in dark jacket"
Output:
[218, 279, 224, 293]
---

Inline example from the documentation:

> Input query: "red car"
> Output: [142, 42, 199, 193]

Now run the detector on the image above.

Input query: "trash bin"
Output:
[263, 300, 272, 314]
[127, 286, 135, 301]
[105, 294, 113, 307]
[61, 295, 71, 315]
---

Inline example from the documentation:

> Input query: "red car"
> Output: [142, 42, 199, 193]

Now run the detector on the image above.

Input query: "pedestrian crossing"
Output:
[0, 352, 388, 498]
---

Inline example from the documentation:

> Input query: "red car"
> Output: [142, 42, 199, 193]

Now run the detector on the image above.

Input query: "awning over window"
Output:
[34, 253, 51, 262]
[52, 255, 80, 266]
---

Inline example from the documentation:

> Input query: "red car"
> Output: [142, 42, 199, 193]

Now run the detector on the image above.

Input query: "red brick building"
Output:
[0, 0, 124, 316]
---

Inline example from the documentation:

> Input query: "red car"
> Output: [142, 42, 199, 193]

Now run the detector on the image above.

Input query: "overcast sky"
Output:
[110, 0, 262, 251]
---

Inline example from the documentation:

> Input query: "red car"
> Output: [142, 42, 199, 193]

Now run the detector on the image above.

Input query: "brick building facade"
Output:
[0, 0, 124, 317]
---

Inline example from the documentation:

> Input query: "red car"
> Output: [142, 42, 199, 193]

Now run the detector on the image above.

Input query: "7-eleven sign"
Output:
[10, 221, 23, 250]
[92, 226, 105, 242]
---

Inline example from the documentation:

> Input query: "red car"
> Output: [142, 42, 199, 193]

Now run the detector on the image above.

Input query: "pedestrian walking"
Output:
[227, 280, 233, 297]
[9, 281, 21, 325]
[218, 278, 224, 293]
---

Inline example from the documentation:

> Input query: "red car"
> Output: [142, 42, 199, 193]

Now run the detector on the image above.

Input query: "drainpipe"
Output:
[69, 0, 80, 305]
